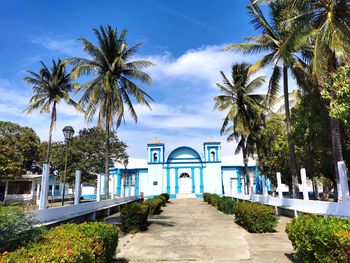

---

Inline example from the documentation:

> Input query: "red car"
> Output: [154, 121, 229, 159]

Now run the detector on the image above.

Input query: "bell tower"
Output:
[147, 139, 165, 164]
[203, 140, 221, 162]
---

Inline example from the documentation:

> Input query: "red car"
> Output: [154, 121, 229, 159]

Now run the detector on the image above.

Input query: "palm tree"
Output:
[24, 59, 79, 164]
[214, 62, 265, 194]
[290, 0, 350, 200]
[224, 0, 304, 197]
[68, 25, 154, 199]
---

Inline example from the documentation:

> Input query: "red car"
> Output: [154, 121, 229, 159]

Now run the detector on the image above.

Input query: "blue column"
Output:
[175, 168, 179, 193]
[101, 173, 106, 195]
[255, 166, 259, 193]
[135, 171, 140, 195]
[216, 147, 219, 161]
[117, 170, 121, 195]
[200, 167, 204, 193]
[237, 169, 242, 193]
[166, 167, 170, 194]
[191, 167, 195, 193]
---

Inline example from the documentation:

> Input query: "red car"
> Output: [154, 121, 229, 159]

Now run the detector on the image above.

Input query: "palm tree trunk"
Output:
[328, 54, 344, 202]
[104, 119, 110, 200]
[242, 137, 249, 195]
[283, 66, 299, 198]
[330, 117, 343, 201]
[45, 102, 56, 164]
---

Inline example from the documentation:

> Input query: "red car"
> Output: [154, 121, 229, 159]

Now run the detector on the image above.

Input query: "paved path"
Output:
[116, 198, 295, 263]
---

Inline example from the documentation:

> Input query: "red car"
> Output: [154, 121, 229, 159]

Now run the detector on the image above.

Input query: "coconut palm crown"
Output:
[67, 25, 154, 199]
[24, 59, 79, 164]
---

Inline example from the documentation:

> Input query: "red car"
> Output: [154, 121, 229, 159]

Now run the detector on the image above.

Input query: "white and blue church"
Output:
[94, 140, 271, 199]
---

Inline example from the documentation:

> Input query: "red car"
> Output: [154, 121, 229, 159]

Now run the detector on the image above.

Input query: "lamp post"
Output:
[61, 126, 75, 206]
[123, 159, 129, 197]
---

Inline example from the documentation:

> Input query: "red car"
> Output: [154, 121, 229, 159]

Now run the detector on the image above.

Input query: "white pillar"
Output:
[300, 168, 309, 200]
[96, 173, 101, 202]
[74, 170, 81, 205]
[39, 164, 49, 210]
[262, 175, 268, 197]
[276, 172, 283, 199]
[36, 183, 40, 205]
[338, 161, 350, 202]
[121, 176, 125, 197]
[249, 174, 254, 198]
[112, 175, 116, 199]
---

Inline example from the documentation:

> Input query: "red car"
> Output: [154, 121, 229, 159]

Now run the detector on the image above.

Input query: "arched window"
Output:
[211, 151, 216, 161]
[180, 172, 190, 178]
[153, 152, 158, 162]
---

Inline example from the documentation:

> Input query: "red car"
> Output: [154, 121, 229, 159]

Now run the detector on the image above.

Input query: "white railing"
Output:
[231, 193, 350, 218]
[30, 195, 142, 223]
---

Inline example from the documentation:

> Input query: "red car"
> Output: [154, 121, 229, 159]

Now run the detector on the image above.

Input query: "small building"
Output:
[96, 140, 270, 199]
[0, 173, 70, 204]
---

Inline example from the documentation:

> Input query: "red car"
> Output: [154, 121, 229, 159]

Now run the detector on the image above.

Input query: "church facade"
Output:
[95, 141, 270, 199]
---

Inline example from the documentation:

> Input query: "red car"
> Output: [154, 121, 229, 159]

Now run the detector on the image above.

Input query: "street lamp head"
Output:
[123, 159, 129, 168]
[62, 126, 75, 140]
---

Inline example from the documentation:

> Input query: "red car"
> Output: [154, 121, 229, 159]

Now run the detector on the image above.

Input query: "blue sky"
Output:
[0, 0, 296, 159]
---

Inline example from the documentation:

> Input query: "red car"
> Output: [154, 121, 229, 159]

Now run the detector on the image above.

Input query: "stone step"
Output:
[175, 193, 197, 199]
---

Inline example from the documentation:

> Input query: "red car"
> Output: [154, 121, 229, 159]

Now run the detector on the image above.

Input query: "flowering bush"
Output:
[1, 222, 119, 263]
[233, 202, 277, 233]
[286, 215, 350, 262]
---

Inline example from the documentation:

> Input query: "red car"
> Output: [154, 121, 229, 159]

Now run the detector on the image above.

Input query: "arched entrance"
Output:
[179, 172, 192, 193]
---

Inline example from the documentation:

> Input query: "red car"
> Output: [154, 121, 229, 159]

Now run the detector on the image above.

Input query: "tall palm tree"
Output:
[224, 0, 304, 197]
[214, 62, 265, 194]
[24, 59, 79, 164]
[290, 0, 350, 200]
[68, 25, 154, 199]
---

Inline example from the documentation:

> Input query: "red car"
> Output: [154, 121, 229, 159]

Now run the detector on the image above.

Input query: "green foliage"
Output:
[160, 193, 170, 202]
[45, 127, 128, 184]
[24, 59, 79, 163]
[286, 215, 350, 263]
[143, 196, 165, 215]
[120, 202, 149, 233]
[216, 197, 236, 215]
[1, 222, 119, 263]
[0, 206, 46, 252]
[233, 202, 278, 233]
[322, 64, 350, 121]
[0, 121, 40, 178]
[203, 193, 220, 206]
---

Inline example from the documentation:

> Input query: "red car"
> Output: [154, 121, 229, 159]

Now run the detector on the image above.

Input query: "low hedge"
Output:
[217, 197, 236, 215]
[0, 206, 46, 253]
[160, 193, 170, 202]
[203, 193, 220, 206]
[144, 196, 165, 215]
[286, 215, 350, 262]
[1, 222, 119, 263]
[121, 202, 149, 233]
[233, 202, 278, 233]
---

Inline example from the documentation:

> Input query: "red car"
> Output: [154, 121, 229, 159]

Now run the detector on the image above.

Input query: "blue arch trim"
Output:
[191, 167, 195, 193]
[166, 146, 203, 163]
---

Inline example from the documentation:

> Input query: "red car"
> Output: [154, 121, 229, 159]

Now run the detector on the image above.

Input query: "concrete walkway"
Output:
[115, 198, 295, 263]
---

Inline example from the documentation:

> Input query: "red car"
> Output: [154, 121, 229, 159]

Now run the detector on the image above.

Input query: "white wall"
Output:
[203, 163, 222, 194]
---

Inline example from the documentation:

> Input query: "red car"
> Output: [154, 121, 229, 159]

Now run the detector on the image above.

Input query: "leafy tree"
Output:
[224, 0, 304, 197]
[0, 121, 40, 178]
[24, 59, 80, 164]
[322, 64, 350, 121]
[43, 127, 128, 184]
[214, 62, 265, 194]
[68, 26, 153, 199]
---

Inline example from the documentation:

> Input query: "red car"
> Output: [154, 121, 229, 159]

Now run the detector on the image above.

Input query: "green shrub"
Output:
[144, 196, 164, 215]
[158, 195, 167, 206]
[121, 202, 149, 233]
[233, 202, 278, 233]
[203, 192, 210, 202]
[217, 197, 236, 214]
[160, 193, 170, 202]
[1, 222, 119, 263]
[0, 206, 46, 252]
[285, 215, 350, 262]
[207, 194, 220, 206]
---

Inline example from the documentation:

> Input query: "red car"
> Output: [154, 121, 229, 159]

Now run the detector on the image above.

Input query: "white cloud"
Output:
[32, 37, 82, 56]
